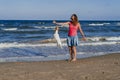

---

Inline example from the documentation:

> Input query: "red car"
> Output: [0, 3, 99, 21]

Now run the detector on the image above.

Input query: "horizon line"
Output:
[0, 19, 120, 21]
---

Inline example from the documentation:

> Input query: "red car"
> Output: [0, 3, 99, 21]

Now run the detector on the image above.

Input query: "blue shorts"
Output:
[67, 36, 79, 47]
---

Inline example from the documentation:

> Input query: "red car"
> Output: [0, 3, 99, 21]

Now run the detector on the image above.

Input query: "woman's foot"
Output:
[71, 58, 77, 62]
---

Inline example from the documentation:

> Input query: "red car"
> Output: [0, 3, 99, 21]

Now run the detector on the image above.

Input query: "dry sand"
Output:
[0, 53, 120, 80]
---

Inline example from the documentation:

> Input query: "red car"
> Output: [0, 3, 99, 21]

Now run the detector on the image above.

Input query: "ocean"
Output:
[0, 20, 120, 62]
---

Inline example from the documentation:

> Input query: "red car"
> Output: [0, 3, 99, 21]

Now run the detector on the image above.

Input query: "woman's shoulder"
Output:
[77, 22, 80, 26]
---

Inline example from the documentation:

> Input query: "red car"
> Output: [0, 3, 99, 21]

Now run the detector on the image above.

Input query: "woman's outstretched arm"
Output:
[53, 20, 69, 26]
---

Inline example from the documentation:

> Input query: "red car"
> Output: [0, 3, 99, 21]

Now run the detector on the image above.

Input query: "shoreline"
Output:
[0, 53, 120, 80]
[0, 52, 119, 63]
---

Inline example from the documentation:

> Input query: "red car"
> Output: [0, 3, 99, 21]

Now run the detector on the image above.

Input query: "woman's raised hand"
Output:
[82, 37, 87, 41]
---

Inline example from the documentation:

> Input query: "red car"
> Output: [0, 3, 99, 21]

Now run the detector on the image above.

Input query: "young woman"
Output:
[53, 14, 86, 61]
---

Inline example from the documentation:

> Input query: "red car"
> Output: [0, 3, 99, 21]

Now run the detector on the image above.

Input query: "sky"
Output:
[0, 0, 120, 20]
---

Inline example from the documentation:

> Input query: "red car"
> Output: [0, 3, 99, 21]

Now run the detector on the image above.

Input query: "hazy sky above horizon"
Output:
[0, 0, 120, 20]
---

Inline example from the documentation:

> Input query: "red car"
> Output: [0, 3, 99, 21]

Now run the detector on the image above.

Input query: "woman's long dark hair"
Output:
[70, 14, 79, 26]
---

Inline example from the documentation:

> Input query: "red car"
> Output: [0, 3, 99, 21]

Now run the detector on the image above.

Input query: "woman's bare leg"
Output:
[68, 47, 73, 60]
[71, 46, 77, 61]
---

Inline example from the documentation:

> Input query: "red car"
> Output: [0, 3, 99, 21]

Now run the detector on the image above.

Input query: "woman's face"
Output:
[71, 16, 75, 21]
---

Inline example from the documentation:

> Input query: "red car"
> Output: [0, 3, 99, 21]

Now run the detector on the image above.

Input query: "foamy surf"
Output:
[2, 28, 18, 31]
[0, 41, 119, 62]
[0, 41, 119, 49]
[0, 51, 120, 62]
[0, 36, 120, 48]
[89, 23, 104, 26]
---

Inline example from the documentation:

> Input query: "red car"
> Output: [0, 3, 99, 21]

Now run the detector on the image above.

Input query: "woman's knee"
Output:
[72, 46, 76, 49]
[68, 47, 72, 51]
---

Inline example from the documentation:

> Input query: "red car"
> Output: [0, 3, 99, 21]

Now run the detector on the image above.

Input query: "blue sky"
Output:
[0, 0, 120, 20]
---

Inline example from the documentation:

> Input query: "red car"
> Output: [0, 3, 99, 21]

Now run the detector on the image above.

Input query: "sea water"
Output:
[0, 20, 120, 62]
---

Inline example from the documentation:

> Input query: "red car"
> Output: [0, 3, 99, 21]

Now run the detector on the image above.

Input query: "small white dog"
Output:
[54, 26, 62, 48]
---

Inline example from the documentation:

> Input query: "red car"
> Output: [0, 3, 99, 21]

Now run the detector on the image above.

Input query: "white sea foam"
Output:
[81, 41, 120, 46]
[2, 28, 18, 31]
[44, 26, 55, 29]
[0, 40, 119, 49]
[0, 37, 119, 48]
[34, 26, 55, 29]
[89, 23, 104, 26]
[34, 26, 65, 29]
[3, 28, 37, 32]
[33, 26, 42, 29]
[0, 42, 56, 48]
[17, 29, 40, 32]
[87, 37, 120, 41]
[88, 22, 111, 26]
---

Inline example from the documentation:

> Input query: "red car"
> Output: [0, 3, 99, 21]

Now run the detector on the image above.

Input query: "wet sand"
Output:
[0, 53, 120, 80]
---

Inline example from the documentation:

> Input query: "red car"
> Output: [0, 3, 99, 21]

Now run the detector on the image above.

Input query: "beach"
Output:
[0, 53, 120, 80]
